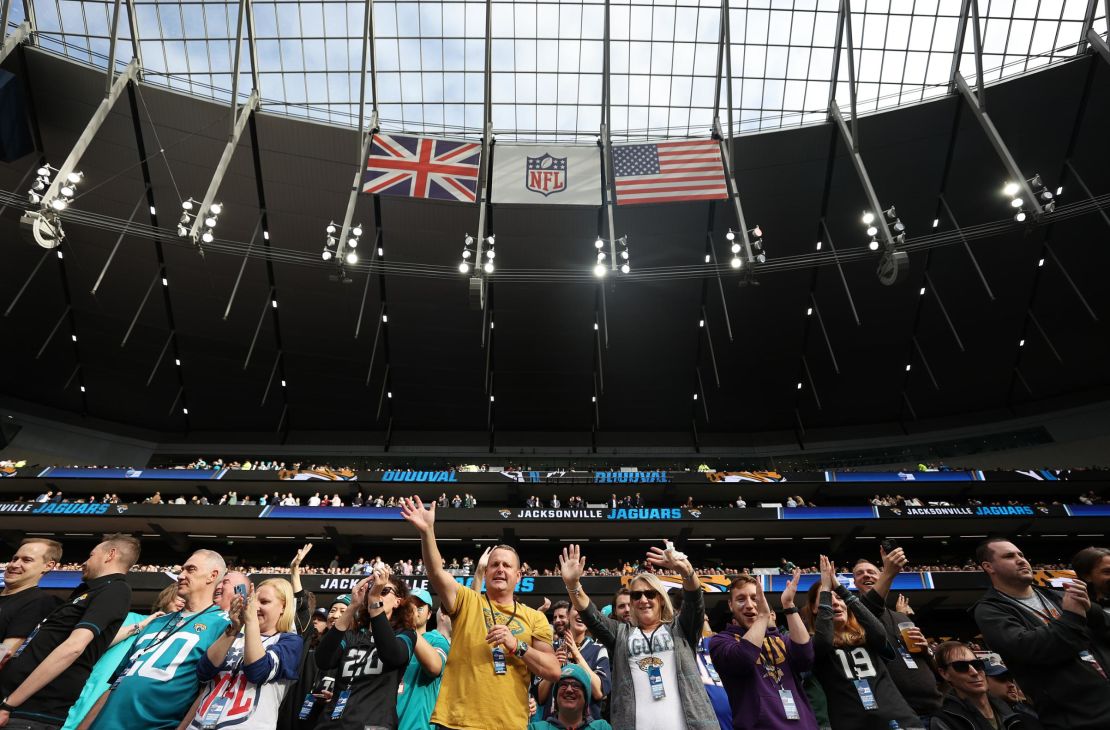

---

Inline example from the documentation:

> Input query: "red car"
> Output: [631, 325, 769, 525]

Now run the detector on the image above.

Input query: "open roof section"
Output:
[5, 0, 1106, 139]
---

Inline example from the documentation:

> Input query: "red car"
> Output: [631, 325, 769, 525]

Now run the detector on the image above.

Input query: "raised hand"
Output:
[895, 593, 913, 615]
[537, 597, 552, 614]
[781, 567, 802, 609]
[227, 595, 247, 635]
[475, 546, 492, 577]
[819, 555, 837, 591]
[368, 565, 392, 598]
[290, 543, 313, 571]
[242, 586, 259, 625]
[1062, 578, 1092, 616]
[400, 496, 436, 533]
[755, 580, 772, 621]
[351, 576, 373, 607]
[880, 546, 908, 574]
[646, 541, 694, 577]
[559, 544, 588, 585]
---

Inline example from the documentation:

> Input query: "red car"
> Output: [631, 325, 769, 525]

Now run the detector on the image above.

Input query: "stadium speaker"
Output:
[469, 276, 484, 310]
[877, 249, 909, 286]
[0, 70, 33, 163]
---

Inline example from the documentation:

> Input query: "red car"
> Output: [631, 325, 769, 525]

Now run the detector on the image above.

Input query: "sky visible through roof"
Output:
[5, 0, 1107, 140]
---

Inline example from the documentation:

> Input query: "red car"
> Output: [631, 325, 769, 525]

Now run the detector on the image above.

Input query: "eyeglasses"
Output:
[380, 587, 396, 596]
[943, 659, 986, 674]
[630, 590, 659, 601]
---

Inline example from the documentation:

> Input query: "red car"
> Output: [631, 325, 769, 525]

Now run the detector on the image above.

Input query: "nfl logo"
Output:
[525, 154, 567, 196]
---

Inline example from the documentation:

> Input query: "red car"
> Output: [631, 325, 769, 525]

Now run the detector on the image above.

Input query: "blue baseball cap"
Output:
[984, 661, 1011, 678]
[556, 663, 591, 692]
[410, 588, 434, 607]
[601, 604, 613, 617]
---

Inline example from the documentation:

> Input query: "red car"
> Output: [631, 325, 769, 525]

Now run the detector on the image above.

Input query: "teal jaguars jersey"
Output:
[90, 606, 231, 730]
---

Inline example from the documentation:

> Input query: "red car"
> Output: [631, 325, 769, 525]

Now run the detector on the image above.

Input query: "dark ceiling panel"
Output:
[1, 49, 1107, 447]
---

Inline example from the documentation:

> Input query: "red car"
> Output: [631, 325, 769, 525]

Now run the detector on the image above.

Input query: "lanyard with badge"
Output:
[484, 594, 518, 675]
[112, 605, 220, 689]
[200, 632, 276, 729]
[637, 626, 667, 700]
[331, 628, 374, 720]
[739, 633, 800, 720]
[837, 647, 879, 711]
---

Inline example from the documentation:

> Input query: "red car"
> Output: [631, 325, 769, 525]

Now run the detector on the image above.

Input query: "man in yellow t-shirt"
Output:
[401, 496, 559, 730]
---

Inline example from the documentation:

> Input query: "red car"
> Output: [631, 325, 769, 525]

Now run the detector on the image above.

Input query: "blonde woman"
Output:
[186, 578, 303, 730]
[804, 555, 920, 730]
[560, 542, 719, 730]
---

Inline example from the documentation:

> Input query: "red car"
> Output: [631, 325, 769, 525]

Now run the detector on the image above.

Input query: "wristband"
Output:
[0, 697, 16, 713]
[567, 584, 581, 596]
[781, 607, 799, 615]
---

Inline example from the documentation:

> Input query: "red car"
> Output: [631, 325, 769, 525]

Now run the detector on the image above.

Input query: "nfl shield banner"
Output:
[491, 144, 602, 206]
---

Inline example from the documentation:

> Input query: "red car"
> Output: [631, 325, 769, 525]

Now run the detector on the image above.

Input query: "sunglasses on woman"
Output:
[379, 587, 396, 596]
[944, 659, 986, 674]
[630, 590, 659, 601]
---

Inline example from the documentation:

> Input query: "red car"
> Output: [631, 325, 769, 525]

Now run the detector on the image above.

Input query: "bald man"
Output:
[86, 550, 232, 730]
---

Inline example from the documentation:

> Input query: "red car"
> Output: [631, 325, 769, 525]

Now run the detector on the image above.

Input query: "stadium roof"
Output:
[5, 0, 1108, 138]
[1, 1, 1109, 450]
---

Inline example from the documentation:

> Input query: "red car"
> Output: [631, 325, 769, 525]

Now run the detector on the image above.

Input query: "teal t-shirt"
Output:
[61, 611, 145, 730]
[90, 605, 231, 730]
[396, 629, 450, 730]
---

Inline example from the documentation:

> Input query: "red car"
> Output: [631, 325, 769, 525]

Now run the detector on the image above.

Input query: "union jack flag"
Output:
[362, 133, 482, 203]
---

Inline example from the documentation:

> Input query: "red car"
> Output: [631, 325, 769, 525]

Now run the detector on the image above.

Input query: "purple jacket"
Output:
[708, 625, 819, 730]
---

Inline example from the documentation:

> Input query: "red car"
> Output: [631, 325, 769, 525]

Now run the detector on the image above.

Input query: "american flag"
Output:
[612, 139, 729, 206]
[362, 133, 481, 203]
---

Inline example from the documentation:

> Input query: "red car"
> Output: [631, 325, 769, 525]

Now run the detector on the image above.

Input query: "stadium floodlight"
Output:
[326, 222, 337, 234]
[209, 202, 223, 215]
[459, 262, 470, 273]
[866, 226, 878, 237]
[594, 237, 604, 249]
[1003, 182, 1020, 197]
[182, 199, 194, 211]
[861, 211, 875, 225]
[322, 250, 332, 261]
[868, 239, 879, 251]
[484, 261, 494, 274]
[201, 231, 214, 244]
[725, 229, 736, 241]
[932, 219, 939, 228]
[351, 225, 363, 237]
[346, 252, 358, 265]
[617, 236, 631, 274]
[730, 256, 742, 269]
[594, 263, 607, 277]
[1015, 211, 1027, 223]
[1009, 173, 1057, 221]
[816, 241, 822, 251]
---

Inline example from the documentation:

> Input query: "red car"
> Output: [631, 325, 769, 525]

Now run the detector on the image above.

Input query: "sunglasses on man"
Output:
[630, 589, 659, 601]
[942, 659, 986, 674]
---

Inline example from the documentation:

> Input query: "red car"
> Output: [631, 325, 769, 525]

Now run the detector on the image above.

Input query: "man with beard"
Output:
[852, 547, 942, 723]
[983, 661, 1040, 721]
[85, 550, 231, 730]
[610, 589, 631, 625]
[972, 538, 1110, 730]
[708, 571, 816, 730]
[0, 539, 62, 669]
[0, 534, 136, 729]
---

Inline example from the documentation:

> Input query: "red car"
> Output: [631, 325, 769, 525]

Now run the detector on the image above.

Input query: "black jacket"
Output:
[930, 692, 1044, 730]
[972, 585, 1110, 730]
